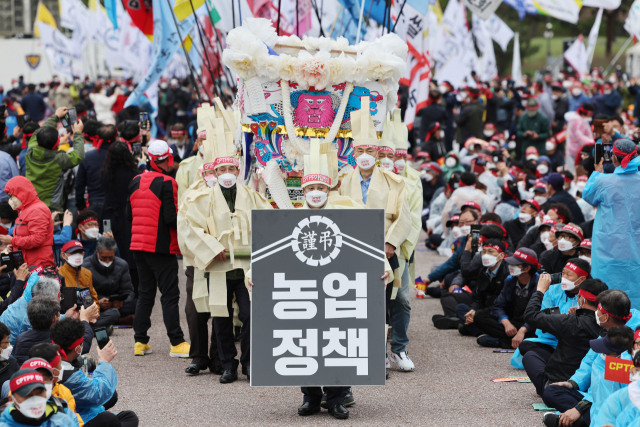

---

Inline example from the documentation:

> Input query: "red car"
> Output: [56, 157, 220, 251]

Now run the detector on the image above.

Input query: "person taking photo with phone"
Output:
[24, 107, 85, 213]
[582, 137, 640, 310]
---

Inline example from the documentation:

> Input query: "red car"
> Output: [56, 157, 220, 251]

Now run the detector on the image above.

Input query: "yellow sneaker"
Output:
[134, 342, 152, 356]
[170, 342, 191, 358]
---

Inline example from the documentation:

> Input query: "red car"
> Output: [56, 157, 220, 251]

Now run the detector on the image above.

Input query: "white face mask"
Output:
[557, 238, 575, 252]
[630, 369, 640, 382]
[596, 311, 604, 326]
[604, 90, 612, 95]
[84, 227, 99, 239]
[8, 196, 22, 210]
[451, 226, 462, 239]
[551, 94, 559, 101]
[519, 212, 533, 223]
[1, 345, 12, 361]
[508, 265, 522, 277]
[0, 222, 12, 230]
[99, 260, 113, 268]
[438, 85, 448, 94]
[543, 239, 555, 251]
[421, 171, 434, 182]
[572, 88, 582, 97]
[14, 395, 47, 419]
[198, 145, 204, 155]
[537, 164, 549, 175]
[305, 190, 327, 208]
[67, 254, 84, 268]
[526, 154, 539, 161]
[445, 157, 457, 168]
[380, 158, 394, 171]
[576, 182, 586, 192]
[508, 140, 517, 150]
[561, 276, 577, 291]
[205, 174, 217, 188]
[56, 367, 64, 382]
[482, 254, 499, 267]
[44, 384, 53, 399]
[543, 214, 552, 221]
[534, 196, 548, 205]
[483, 130, 494, 137]
[394, 159, 406, 173]
[174, 138, 186, 147]
[579, 255, 591, 265]
[217, 173, 237, 188]
[460, 225, 471, 236]
[540, 231, 550, 243]
[356, 153, 376, 170]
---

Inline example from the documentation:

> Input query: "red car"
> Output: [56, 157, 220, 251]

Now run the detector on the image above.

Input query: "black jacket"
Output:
[517, 224, 543, 252]
[455, 102, 484, 144]
[83, 253, 135, 302]
[417, 104, 448, 142]
[491, 273, 540, 326]
[0, 276, 25, 316]
[76, 147, 109, 210]
[470, 261, 509, 311]
[542, 190, 585, 224]
[504, 218, 536, 249]
[525, 291, 602, 383]
[13, 328, 51, 365]
[422, 176, 445, 208]
[0, 357, 18, 390]
[579, 219, 594, 240]
[539, 249, 579, 274]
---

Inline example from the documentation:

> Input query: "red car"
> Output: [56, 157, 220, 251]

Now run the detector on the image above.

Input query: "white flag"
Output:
[534, 0, 581, 24]
[582, 0, 620, 9]
[586, 8, 603, 68]
[512, 32, 523, 86]
[59, 0, 92, 52]
[434, 0, 469, 74]
[462, 0, 503, 20]
[625, 0, 640, 40]
[564, 35, 588, 80]
[485, 14, 514, 52]
[472, 14, 497, 81]
[37, 22, 83, 80]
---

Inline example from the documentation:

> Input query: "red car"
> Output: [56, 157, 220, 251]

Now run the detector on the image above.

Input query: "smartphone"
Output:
[139, 112, 149, 128]
[595, 144, 603, 165]
[544, 306, 561, 315]
[94, 327, 110, 350]
[0, 105, 5, 116]
[76, 287, 93, 309]
[60, 287, 78, 313]
[602, 142, 613, 163]
[87, 110, 97, 120]
[17, 114, 25, 127]
[132, 143, 142, 157]
[470, 224, 482, 252]
[61, 108, 78, 127]
[549, 272, 563, 285]
[103, 219, 111, 234]
[0, 250, 24, 273]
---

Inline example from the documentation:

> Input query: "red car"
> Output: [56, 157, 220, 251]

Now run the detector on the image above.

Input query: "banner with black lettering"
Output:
[250, 209, 386, 387]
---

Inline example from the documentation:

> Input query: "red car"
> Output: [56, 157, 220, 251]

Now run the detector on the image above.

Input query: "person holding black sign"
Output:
[178, 101, 272, 383]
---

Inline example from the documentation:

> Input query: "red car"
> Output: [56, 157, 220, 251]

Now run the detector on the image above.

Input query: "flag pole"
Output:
[188, 0, 220, 97]
[166, 0, 203, 104]
[603, 35, 633, 76]
[202, 0, 236, 92]
[391, 0, 408, 33]
[310, 0, 325, 37]
[356, 0, 365, 43]
[276, 0, 282, 35]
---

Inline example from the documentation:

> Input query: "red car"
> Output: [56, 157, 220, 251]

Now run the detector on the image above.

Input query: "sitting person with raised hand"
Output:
[523, 277, 607, 398]
[455, 239, 509, 337]
[475, 248, 540, 349]
[19, 358, 82, 426]
[28, 344, 84, 427]
[2, 368, 79, 427]
[82, 238, 136, 327]
[540, 223, 584, 274]
[50, 318, 138, 427]
[544, 323, 636, 427]
[58, 242, 101, 325]
[594, 349, 640, 427]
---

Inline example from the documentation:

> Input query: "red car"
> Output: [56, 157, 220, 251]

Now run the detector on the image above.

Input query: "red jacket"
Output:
[4, 176, 55, 268]
[127, 171, 180, 255]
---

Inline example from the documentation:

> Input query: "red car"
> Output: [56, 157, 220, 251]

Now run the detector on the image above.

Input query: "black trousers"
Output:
[543, 385, 591, 425]
[132, 251, 185, 346]
[473, 311, 536, 348]
[213, 277, 250, 371]
[522, 349, 552, 397]
[519, 340, 555, 361]
[301, 386, 348, 408]
[84, 410, 139, 427]
[441, 289, 473, 317]
[185, 266, 221, 368]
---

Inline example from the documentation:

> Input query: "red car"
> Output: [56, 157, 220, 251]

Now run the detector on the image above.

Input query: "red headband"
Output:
[379, 146, 394, 153]
[170, 130, 186, 136]
[612, 144, 637, 168]
[503, 181, 516, 198]
[579, 289, 597, 302]
[598, 303, 633, 321]
[10, 372, 44, 393]
[513, 250, 539, 266]
[52, 336, 84, 360]
[549, 208, 567, 224]
[21, 132, 34, 150]
[635, 330, 640, 341]
[50, 352, 61, 369]
[148, 149, 175, 173]
[565, 262, 589, 278]
[78, 217, 97, 227]
[197, 130, 207, 139]
[425, 123, 440, 141]
[213, 157, 239, 168]
[485, 244, 503, 253]
[562, 224, 583, 240]
[52, 135, 61, 151]
[302, 174, 331, 186]
[395, 149, 408, 156]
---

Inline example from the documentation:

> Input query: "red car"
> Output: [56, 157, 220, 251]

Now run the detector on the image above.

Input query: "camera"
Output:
[0, 250, 24, 273]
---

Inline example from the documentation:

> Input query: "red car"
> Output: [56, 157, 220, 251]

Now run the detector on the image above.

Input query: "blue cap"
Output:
[546, 173, 564, 188]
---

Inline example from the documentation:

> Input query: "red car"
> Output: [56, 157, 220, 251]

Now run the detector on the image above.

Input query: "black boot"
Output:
[328, 404, 349, 420]
[298, 402, 321, 416]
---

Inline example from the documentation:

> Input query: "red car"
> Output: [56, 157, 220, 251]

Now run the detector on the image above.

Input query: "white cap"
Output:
[148, 139, 173, 161]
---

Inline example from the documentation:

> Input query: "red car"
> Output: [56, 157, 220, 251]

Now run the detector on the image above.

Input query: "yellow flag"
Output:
[174, 0, 204, 22]
[34, 2, 57, 38]
[183, 34, 193, 53]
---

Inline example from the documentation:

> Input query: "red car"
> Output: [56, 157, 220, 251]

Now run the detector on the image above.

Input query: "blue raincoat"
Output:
[0, 273, 39, 344]
[61, 361, 117, 423]
[510, 283, 577, 368]
[595, 381, 640, 427]
[582, 156, 640, 308]
[0, 402, 80, 427]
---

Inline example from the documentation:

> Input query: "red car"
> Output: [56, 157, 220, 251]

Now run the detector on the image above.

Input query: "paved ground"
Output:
[93, 236, 545, 426]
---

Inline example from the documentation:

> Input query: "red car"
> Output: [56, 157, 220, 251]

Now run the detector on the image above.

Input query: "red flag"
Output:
[124, 0, 154, 38]
[604, 356, 634, 384]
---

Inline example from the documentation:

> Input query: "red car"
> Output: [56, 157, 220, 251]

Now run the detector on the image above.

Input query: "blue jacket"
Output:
[19, 92, 46, 122]
[569, 93, 592, 112]
[0, 402, 79, 427]
[0, 151, 19, 201]
[428, 235, 468, 282]
[0, 274, 39, 344]
[75, 148, 109, 210]
[595, 382, 640, 427]
[491, 273, 540, 326]
[602, 90, 622, 116]
[582, 156, 640, 308]
[60, 361, 117, 423]
[510, 283, 577, 369]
